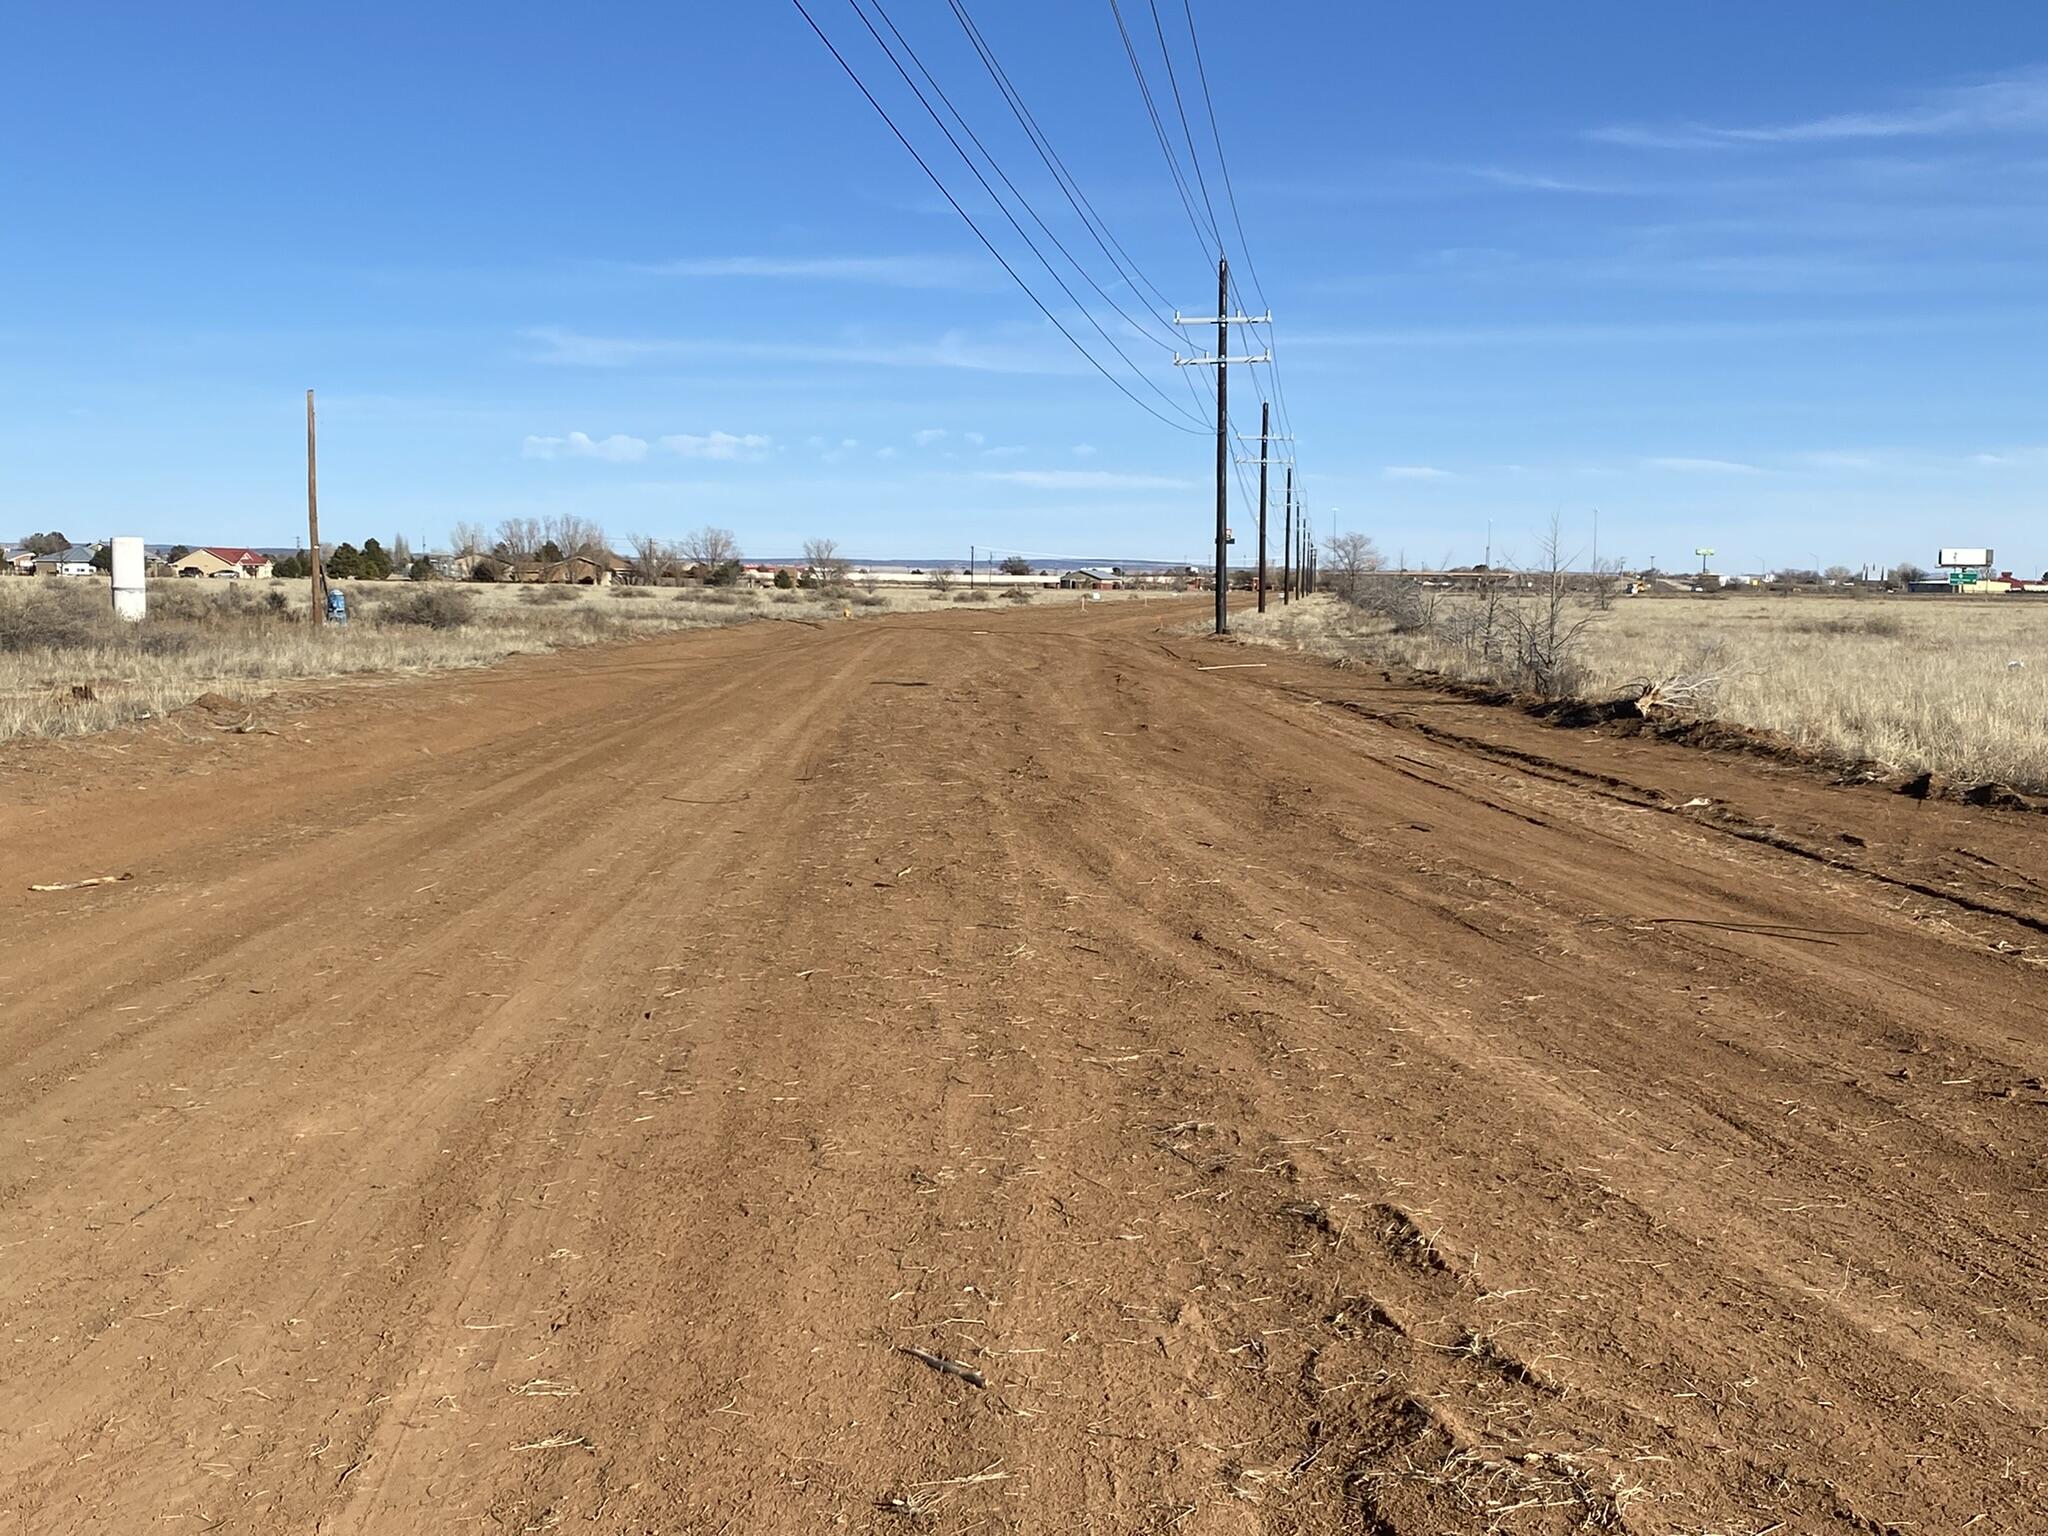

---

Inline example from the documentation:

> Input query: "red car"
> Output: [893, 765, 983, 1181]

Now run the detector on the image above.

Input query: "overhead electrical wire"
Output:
[1174, 0, 1298, 446]
[1106, 0, 1223, 265]
[790, 0, 1208, 436]
[945, 0, 1186, 338]
[1142, 0, 1227, 254]
[864, 0, 1183, 360]
[844, 0, 1211, 430]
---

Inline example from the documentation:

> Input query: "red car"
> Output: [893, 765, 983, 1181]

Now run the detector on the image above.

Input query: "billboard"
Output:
[1938, 548, 1992, 569]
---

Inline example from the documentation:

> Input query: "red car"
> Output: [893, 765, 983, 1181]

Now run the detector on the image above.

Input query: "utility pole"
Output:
[1174, 258, 1270, 635]
[969, 544, 974, 588]
[1254, 402, 1269, 612]
[306, 389, 328, 624]
[1281, 465, 1292, 606]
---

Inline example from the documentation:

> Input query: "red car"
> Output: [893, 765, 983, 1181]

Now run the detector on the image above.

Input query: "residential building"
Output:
[171, 547, 275, 579]
[35, 545, 99, 577]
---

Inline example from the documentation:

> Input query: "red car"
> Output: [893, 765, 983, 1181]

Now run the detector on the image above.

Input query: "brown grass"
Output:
[1231, 592, 2048, 790]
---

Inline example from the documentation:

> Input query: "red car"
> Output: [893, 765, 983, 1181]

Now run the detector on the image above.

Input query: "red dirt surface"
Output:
[2, 599, 2043, 1534]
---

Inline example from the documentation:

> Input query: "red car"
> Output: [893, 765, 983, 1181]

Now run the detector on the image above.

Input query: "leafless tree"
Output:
[449, 521, 487, 557]
[927, 568, 954, 593]
[679, 526, 740, 568]
[1508, 513, 1599, 698]
[1323, 531, 1384, 602]
[803, 537, 851, 587]
[495, 517, 544, 561]
[546, 514, 610, 559]
[628, 533, 675, 585]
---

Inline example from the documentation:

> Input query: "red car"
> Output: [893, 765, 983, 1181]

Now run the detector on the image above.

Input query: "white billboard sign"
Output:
[1938, 547, 1992, 568]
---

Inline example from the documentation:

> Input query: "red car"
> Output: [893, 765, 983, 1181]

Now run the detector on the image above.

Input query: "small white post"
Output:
[110, 536, 145, 621]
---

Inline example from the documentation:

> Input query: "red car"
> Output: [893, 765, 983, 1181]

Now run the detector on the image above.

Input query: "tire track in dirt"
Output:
[1, 602, 2042, 1534]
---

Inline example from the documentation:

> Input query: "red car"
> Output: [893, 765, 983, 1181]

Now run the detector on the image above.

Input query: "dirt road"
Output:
[3, 599, 2043, 1534]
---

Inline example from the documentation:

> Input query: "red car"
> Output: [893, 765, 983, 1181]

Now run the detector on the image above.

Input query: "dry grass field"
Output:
[1233, 590, 2048, 791]
[0, 576, 1159, 742]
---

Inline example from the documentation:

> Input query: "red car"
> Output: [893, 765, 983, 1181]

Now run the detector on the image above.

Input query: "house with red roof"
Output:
[172, 547, 275, 579]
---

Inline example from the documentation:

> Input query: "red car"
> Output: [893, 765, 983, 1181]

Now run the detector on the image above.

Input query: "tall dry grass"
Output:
[0, 576, 1175, 742]
[1232, 592, 2048, 790]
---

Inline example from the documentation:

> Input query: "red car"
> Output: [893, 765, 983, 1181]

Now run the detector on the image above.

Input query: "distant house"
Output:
[4, 549, 39, 576]
[36, 545, 99, 577]
[173, 546, 275, 580]
[1059, 567, 1122, 590]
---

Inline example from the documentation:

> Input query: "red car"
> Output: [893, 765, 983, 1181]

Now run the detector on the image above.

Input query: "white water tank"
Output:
[110, 536, 145, 621]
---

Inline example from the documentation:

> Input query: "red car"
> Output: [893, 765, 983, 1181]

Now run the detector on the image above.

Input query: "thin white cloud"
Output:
[1071, 443, 1097, 457]
[658, 431, 773, 461]
[963, 431, 986, 447]
[976, 469, 1196, 491]
[1592, 67, 2048, 150]
[1643, 456, 1765, 475]
[875, 446, 899, 460]
[912, 428, 947, 447]
[1796, 451, 1884, 471]
[1467, 166, 1633, 195]
[522, 325, 1076, 376]
[1382, 465, 1453, 481]
[981, 445, 1026, 459]
[628, 254, 991, 289]
[521, 431, 648, 463]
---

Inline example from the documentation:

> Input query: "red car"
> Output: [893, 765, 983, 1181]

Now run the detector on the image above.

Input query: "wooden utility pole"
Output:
[306, 389, 328, 623]
[1173, 258, 1270, 636]
[1212, 257, 1229, 634]
[1254, 400, 1270, 613]
[1281, 464, 1293, 606]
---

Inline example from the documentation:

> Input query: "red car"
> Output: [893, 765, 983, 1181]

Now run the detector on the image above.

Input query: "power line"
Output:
[1143, 0, 1226, 253]
[1106, 0, 1219, 263]
[866, 0, 1183, 359]
[945, 0, 1186, 334]
[791, 0, 1208, 435]
[1179, 0, 1264, 313]
[847, 0, 1210, 429]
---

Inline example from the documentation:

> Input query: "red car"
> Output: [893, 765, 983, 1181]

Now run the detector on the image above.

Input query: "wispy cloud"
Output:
[912, 428, 947, 446]
[1642, 456, 1765, 475]
[1071, 443, 1097, 457]
[981, 445, 1025, 459]
[522, 325, 1074, 376]
[1592, 67, 2048, 150]
[963, 431, 986, 447]
[659, 431, 773, 461]
[1382, 465, 1453, 481]
[522, 431, 648, 463]
[627, 254, 991, 289]
[975, 469, 1196, 491]
[1467, 166, 1634, 195]
[875, 446, 899, 460]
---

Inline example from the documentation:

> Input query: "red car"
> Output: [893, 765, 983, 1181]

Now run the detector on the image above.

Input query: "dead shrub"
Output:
[378, 587, 475, 629]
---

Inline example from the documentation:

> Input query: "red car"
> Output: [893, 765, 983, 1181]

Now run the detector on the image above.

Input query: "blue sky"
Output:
[3, 3, 2044, 571]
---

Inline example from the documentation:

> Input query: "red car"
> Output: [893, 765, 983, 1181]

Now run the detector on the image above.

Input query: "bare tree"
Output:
[803, 537, 851, 587]
[449, 521, 487, 557]
[927, 568, 954, 593]
[679, 526, 740, 568]
[546, 514, 610, 559]
[628, 533, 675, 585]
[1508, 513, 1599, 699]
[1323, 531, 1384, 602]
[494, 517, 544, 561]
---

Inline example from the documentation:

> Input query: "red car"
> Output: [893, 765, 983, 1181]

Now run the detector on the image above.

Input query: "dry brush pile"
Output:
[1234, 587, 2048, 792]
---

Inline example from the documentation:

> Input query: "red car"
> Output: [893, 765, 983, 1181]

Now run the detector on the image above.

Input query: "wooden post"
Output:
[1255, 400, 1270, 614]
[307, 389, 328, 623]
[1213, 256, 1229, 635]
